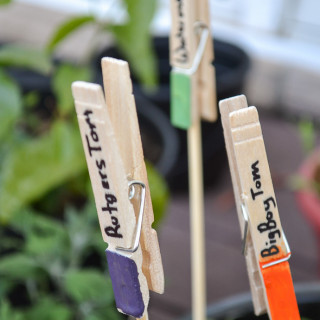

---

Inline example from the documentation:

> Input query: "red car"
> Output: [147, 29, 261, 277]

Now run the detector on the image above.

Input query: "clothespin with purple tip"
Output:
[72, 57, 164, 320]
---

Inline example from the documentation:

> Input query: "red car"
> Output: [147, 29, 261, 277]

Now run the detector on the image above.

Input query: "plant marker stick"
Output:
[188, 119, 206, 320]
[73, 82, 149, 319]
[170, 0, 216, 318]
[72, 57, 164, 320]
[219, 95, 300, 320]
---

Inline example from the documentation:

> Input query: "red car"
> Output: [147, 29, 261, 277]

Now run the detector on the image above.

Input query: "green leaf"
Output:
[66, 206, 93, 251]
[0, 254, 38, 279]
[146, 161, 169, 229]
[65, 202, 109, 268]
[53, 64, 91, 116]
[26, 298, 72, 320]
[8, 209, 69, 267]
[26, 220, 68, 257]
[47, 16, 95, 52]
[0, 121, 86, 222]
[0, 0, 11, 5]
[23, 91, 40, 109]
[0, 69, 22, 141]
[111, 0, 157, 87]
[0, 45, 52, 74]
[64, 269, 113, 305]
[0, 301, 23, 320]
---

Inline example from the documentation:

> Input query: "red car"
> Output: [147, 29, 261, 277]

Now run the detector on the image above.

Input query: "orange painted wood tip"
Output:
[262, 261, 300, 319]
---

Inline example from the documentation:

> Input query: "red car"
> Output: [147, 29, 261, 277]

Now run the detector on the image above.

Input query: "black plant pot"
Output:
[95, 37, 250, 191]
[180, 283, 320, 320]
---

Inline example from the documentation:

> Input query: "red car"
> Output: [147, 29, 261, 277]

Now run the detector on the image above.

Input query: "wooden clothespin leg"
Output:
[72, 57, 164, 319]
[170, 0, 216, 319]
[219, 95, 300, 319]
[101, 58, 164, 294]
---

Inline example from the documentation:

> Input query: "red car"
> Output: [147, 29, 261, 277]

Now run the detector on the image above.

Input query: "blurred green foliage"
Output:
[0, 45, 52, 74]
[0, 0, 168, 318]
[0, 205, 124, 320]
[0, 0, 11, 6]
[46, 0, 158, 88]
[110, 0, 158, 87]
[0, 120, 86, 222]
[46, 16, 95, 53]
[0, 70, 22, 142]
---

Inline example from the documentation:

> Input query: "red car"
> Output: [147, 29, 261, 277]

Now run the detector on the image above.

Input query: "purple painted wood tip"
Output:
[106, 249, 145, 318]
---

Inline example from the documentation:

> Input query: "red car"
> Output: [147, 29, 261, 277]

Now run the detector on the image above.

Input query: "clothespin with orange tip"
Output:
[219, 95, 300, 320]
[170, 0, 216, 319]
[72, 57, 164, 320]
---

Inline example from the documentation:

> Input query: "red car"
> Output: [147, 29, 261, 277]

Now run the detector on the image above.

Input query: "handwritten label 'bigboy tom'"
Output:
[249, 160, 283, 260]
[240, 148, 288, 264]
[230, 107, 288, 265]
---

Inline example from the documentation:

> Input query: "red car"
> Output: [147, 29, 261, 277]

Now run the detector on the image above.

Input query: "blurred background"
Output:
[0, 0, 320, 319]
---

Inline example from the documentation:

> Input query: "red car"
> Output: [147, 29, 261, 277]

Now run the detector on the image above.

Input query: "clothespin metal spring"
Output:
[241, 203, 249, 256]
[172, 23, 209, 76]
[116, 180, 146, 254]
[262, 237, 291, 269]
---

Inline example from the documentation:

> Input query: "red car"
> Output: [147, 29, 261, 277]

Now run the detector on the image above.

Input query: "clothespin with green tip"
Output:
[170, 0, 217, 129]
[170, 1, 217, 320]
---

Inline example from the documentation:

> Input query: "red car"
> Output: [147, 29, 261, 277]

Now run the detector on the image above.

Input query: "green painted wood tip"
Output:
[170, 71, 191, 130]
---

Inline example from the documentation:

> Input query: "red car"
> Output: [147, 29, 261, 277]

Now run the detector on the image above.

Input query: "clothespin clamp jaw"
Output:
[220, 95, 300, 320]
[170, 0, 217, 129]
[72, 57, 165, 320]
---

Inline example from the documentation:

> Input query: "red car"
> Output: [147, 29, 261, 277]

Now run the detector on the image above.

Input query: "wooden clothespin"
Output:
[72, 57, 164, 320]
[170, 0, 216, 129]
[170, 1, 216, 319]
[219, 95, 300, 319]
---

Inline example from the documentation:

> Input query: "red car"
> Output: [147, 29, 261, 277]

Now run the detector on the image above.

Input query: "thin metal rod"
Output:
[188, 119, 206, 320]
[262, 232, 291, 269]
[241, 204, 249, 256]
